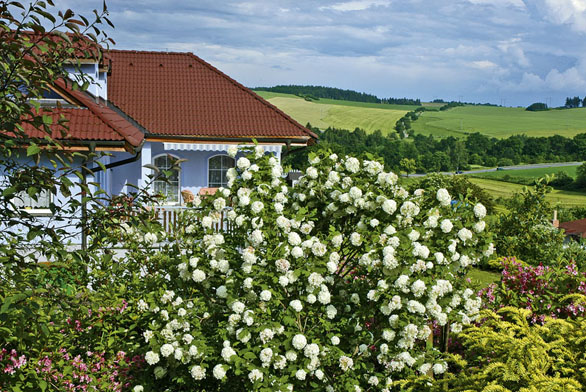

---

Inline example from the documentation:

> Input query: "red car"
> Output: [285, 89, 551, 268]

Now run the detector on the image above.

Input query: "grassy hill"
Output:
[254, 91, 413, 135]
[412, 106, 586, 138]
[469, 165, 579, 181]
[468, 178, 586, 207]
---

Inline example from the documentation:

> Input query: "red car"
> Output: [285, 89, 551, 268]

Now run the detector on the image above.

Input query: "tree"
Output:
[526, 102, 548, 111]
[575, 162, 586, 189]
[495, 180, 565, 265]
[400, 157, 417, 176]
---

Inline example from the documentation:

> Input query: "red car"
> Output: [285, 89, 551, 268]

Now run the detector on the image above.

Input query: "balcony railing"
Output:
[150, 206, 233, 235]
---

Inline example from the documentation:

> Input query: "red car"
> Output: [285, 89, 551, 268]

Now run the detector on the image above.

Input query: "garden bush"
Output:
[479, 257, 586, 324]
[132, 147, 495, 391]
[398, 307, 586, 392]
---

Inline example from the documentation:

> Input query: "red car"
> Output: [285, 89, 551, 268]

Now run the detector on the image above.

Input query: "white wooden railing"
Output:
[150, 206, 233, 235]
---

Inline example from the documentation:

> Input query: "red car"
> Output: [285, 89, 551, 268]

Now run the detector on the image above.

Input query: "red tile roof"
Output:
[106, 50, 317, 142]
[49, 79, 144, 148]
[15, 79, 144, 151]
[559, 218, 586, 238]
[21, 108, 127, 141]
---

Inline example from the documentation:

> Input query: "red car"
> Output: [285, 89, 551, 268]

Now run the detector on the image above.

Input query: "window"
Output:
[13, 189, 52, 215]
[153, 154, 180, 204]
[208, 155, 235, 188]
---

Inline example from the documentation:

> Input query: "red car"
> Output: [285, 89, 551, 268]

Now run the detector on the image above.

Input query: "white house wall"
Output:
[107, 141, 283, 202]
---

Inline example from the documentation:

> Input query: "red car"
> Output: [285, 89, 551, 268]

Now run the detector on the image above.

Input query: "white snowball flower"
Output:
[221, 345, 236, 362]
[326, 305, 337, 319]
[440, 219, 453, 233]
[331, 336, 340, 345]
[474, 203, 487, 219]
[474, 220, 486, 233]
[411, 280, 426, 297]
[295, 369, 307, 380]
[231, 301, 245, 313]
[292, 334, 308, 350]
[290, 300, 303, 312]
[433, 362, 447, 374]
[213, 364, 226, 379]
[133, 386, 144, 392]
[255, 145, 265, 158]
[306, 167, 319, 179]
[339, 356, 354, 371]
[308, 272, 324, 287]
[345, 157, 360, 173]
[288, 232, 302, 246]
[227, 145, 238, 157]
[436, 188, 451, 206]
[458, 228, 473, 242]
[291, 246, 304, 258]
[237, 157, 251, 170]
[248, 369, 263, 383]
[145, 351, 159, 365]
[216, 285, 228, 298]
[285, 351, 298, 361]
[382, 199, 397, 214]
[260, 290, 272, 301]
[260, 347, 273, 364]
[160, 343, 174, 357]
[350, 232, 362, 246]
[192, 269, 206, 283]
[304, 343, 320, 358]
[251, 201, 264, 214]
[408, 230, 420, 241]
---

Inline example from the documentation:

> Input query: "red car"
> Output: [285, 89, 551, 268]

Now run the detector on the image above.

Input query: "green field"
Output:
[254, 91, 412, 134]
[412, 106, 586, 139]
[468, 178, 586, 206]
[470, 165, 580, 181]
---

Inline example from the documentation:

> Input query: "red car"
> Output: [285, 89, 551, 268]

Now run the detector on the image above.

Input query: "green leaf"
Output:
[27, 143, 41, 156]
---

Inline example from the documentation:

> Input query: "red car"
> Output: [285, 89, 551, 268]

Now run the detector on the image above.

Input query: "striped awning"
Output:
[163, 143, 282, 154]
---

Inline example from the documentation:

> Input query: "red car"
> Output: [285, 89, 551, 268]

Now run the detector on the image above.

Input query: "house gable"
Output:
[106, 50, 317, 144]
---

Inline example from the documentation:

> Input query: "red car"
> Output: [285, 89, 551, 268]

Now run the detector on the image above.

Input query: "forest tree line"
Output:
[254, 85, 421, 105]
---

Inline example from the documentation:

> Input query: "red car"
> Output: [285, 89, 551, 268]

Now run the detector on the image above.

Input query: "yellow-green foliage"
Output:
[486, 256, 527, 270]
[397, 306, 586, 392]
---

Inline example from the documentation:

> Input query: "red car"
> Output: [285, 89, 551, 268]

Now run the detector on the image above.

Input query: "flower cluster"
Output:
[480, 257, 586, 324]
[142, 148, 494, 391]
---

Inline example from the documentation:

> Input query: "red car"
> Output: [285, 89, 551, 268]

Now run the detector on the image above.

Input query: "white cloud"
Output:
[470, 60, 499, 69]
[498, 38, 530, 67]
[467, 0, 525, 7]
[319, 0, 391, 12]
[502, 66, 586, 91]
[538, 0, 586, 33]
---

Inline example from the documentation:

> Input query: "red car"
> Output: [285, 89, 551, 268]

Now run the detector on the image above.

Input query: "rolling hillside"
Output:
[254, 91, 412, 135]
[412, 106, 586, 138]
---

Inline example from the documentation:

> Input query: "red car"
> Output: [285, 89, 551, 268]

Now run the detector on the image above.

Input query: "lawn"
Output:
[470, 165, 579, 181]
[468, 178, 586, 206]
[467, 267, 501, 289]
[257, 93, 410, 135]
[412, 105, 586, 139]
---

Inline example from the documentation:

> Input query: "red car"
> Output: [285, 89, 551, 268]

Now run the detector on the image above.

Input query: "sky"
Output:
[57, 0, 586, 107]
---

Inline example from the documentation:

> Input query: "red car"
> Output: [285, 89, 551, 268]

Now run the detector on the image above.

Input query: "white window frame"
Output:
[152, 153, 181, 205]
[207, 154, 235, 189]
[14, 189, 53, 216]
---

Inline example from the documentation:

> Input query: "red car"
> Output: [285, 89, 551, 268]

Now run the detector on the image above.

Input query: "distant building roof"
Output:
[106, 50, 317, 143]
[559, 218, 586, 238]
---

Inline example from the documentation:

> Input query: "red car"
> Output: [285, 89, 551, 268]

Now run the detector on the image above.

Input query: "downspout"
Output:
[89, 149, 142, 173]
[81, 142, 97, 251]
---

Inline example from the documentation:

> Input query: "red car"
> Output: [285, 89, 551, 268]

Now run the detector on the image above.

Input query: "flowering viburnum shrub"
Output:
[141, 148, 494, 391]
